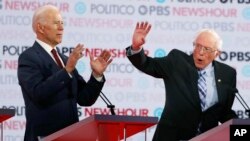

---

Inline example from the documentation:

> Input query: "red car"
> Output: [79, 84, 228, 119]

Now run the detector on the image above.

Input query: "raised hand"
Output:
[90, 50, 112, 77]
[65, 44, 84, 73]
[132, 21, 151, 51]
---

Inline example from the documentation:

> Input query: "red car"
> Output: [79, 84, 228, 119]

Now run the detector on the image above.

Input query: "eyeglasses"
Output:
[193, 42, 217, 53]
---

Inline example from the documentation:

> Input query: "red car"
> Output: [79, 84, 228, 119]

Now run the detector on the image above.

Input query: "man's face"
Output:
[193, 32, 220, 70]
[39, 10, 64, 47]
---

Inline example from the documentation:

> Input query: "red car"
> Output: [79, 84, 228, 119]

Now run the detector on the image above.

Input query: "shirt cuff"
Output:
[127, 46, 142, 56]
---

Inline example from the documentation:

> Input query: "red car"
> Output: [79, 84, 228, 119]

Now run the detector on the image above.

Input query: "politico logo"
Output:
[2, 45, 30, 56]
[90, 3, 136, 15]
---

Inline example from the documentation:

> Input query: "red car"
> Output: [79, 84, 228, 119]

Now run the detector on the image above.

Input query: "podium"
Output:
[43, 114, 158, 141]
[0, 109, 15, 141]
[190, 119, 250, 141]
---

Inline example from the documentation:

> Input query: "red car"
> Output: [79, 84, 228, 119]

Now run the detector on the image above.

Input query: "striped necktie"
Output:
[198, 70, 207, 111]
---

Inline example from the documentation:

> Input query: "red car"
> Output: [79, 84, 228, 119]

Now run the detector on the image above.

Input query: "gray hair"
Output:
[193, 28, 223, 51]
[32, 5, 59, 32]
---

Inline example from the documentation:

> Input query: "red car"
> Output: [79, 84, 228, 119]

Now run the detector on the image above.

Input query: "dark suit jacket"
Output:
[126, 47, 238, 140]
[18, 42, 105, 141]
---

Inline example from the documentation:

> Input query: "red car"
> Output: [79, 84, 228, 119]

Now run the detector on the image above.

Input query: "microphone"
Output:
[100, 91, 116, 115]
[232, 88, 250, 118]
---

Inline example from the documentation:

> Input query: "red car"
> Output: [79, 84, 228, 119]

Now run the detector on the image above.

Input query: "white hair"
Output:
[193, 28, 223, 51]
[32, 5, 59, 32]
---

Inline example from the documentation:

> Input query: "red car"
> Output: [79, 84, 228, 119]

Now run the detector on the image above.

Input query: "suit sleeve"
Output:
[74, 70, 105, 106]
[126, 46, 176, 78]
[220, 67, 238, 122]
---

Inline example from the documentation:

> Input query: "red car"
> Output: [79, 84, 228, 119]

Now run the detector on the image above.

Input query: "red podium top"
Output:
[0, 109, 15, 123]
[44, 114, 158, 141]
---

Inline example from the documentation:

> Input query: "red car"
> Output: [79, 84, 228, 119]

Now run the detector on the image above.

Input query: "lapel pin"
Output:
[218, 79, 221, 82]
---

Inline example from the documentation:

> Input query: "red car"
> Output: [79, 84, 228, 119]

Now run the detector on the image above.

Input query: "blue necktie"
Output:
[198, 70, 207, 111]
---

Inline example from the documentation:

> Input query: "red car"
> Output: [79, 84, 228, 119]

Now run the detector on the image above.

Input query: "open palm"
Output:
[132, 22, 151, 50]
[90, 50, 112, 77]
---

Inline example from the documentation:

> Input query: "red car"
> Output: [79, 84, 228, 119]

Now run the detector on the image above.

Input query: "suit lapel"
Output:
[186, 55, 202, 110]
[185, 56, 226, 110]
[213, 61, 225, 103]
[33, 42, 76, 99]
[33, 42, 66, 72]
[33, 42, 56, 68]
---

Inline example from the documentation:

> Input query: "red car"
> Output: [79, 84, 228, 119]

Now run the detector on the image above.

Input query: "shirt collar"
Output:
[36, 38, 55, 54]
[200, 63, 214, 76]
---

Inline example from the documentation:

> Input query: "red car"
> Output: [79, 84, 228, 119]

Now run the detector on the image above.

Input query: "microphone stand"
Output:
[100, 91, 116, 115]
[234, 89, 250, 119]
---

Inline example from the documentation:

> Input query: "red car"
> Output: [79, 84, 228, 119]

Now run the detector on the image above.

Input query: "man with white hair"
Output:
[126, 22, 238, 141]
